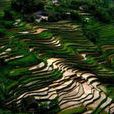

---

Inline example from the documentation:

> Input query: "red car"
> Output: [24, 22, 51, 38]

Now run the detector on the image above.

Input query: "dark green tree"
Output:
[11, 0, 45, 14]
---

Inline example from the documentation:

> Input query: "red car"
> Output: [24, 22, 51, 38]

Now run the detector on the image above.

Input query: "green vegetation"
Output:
[38, 31, 53, 39]
[8, 54, 40, 66]
[0, 0, 114, 114]
[11, 0, 45, 14]
[9, 68, 31, 77]
[58, 106, 86, 114]
[0, 28, 6, 37]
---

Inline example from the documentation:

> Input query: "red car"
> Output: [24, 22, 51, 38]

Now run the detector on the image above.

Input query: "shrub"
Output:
[2, 21, 13, 29]
[3, 9, 14, 20]
[0, 28, 6, 37]
[23, 15, 35, 22]
[94, 7, 111, 23]
[82, 20, 100, 44]
[0, 109, 12, 114]
[0, 58, 6, 66]
[83, 27, 99, 43]
[48, 13, 59, 22]
[70, 0, 88, 10]
[88, 5, 111, 23]
[70, 11, 82, 21]
[108, 7, 114, 19]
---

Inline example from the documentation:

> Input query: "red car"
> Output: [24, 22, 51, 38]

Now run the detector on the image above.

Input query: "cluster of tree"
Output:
[6, 0, 112, 23]
[1, 0, 113, 24]
[11, 0, 45, 14]
[20, 96, 60, 114]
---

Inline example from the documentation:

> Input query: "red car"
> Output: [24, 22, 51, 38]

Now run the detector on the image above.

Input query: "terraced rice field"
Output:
[0, 19, 114, 114]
